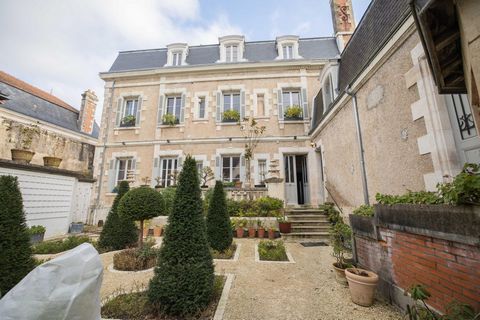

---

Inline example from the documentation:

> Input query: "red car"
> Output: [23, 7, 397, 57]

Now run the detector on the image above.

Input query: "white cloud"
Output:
[0, 0, 242, 124]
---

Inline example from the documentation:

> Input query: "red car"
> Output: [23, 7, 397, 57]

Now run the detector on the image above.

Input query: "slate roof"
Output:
[337, 0, 411, 92]
[0, 71, 99, 139]
[108, 37, 340, 73]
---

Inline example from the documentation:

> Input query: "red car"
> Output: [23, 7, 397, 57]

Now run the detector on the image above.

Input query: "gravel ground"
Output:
[98, 238, 402, 320]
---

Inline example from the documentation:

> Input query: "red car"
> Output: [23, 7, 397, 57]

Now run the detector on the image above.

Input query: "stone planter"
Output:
[30, 232, 45, 244]
[332, 262, 348, 286]
[69, 222, 84, 234]
[11, 149, 35, 164]
[284, 116, 303, 121]
[349, 214, 376, 239]
[345, 268, 379, 307]
[43, 156, 62, 168]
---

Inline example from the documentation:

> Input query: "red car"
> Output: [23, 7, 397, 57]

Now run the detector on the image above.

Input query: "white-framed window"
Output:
[258, 159, 267, 185]
[223, 92, 240, 112]
[323, 74, 334, 111]
[165, 96, 182, 122]
[282, 90, 302, 119]
[282, 44, 294, 59]
[196, 160, 203, 176]
[172, 52, 182, 66]
[222, 155, 240, 182]
[116, 158, 134, 185]
[120, 98, 139, 127]
[198, 97, 206, 119]
[226, 45, 238, 62]
[160, 157, 178, 187]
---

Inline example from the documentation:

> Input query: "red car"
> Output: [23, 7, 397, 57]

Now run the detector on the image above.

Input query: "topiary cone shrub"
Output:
[148, 155, 214, 316]
[118, 186, 164, 247]
[98, 181, 137, 251]
[206, 180, 233, 252]
[0, 175, 34, 296]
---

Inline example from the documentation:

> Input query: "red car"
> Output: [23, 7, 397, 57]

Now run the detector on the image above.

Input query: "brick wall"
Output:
[351, 205, 480, 313]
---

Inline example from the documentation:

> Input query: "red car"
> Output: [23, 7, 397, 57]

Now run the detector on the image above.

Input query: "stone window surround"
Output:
[106, 151, 139, 195]
[252, 89, 271, 118]
[157, 88, 188, 128]
[218, 35, 246, 63]
[253, 153, 270, 185]
[192, 92, 210, 121]
[275, 82, 309, 127]
[215, 84, 246, 127]
[114, 92, 147, 132]
[165, 43, 188, 67]
[276, 35, 302, 60]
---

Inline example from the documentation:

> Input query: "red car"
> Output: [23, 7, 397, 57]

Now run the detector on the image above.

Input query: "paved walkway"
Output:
[100, 238, 402, 320]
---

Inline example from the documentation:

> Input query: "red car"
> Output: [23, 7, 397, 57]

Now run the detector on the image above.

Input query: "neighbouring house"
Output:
[0, 71, 99, 237]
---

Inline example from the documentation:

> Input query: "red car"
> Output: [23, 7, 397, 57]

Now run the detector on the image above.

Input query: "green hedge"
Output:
[204, 195, 283, 217]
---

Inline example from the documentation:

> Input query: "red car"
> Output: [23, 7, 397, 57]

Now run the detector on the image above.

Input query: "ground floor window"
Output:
[116, 158, 134, 184]
[160, 158, 178, 187]
[222, 155, 240, 182]
[258, 159, 267, 185]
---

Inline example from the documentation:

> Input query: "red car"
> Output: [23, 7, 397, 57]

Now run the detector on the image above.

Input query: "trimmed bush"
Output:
[32, 236, 91, 254]
[118, 186, 164, 247]
[206, 181, 233, 252]
[0, 175, 34, 296]
[148, 155, 214, 316]
[98, 181, 137, 251]
[160, 187, 176, 216]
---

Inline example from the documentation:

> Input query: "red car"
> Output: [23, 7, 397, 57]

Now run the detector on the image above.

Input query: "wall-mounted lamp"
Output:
[229, 137, 232, 142]
[166, 139, 170, 144]
[293, 136, 297, 140]
[122, 141, 126, 146]
[310, 142, 317, 148]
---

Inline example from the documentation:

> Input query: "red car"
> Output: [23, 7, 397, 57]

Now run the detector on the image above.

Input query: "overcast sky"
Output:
[0, 0, 370, 123]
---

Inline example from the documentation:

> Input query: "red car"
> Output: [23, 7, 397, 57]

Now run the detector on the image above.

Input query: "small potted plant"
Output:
[345, 267, 379, 306]
[330, 222, 353, 286]
[153, 225, 163, 237]
[234, 180, 243, 189]
[200, 167, 214, 188]
[28, 225, 46, 244]
[120, 115, 136, 127]
[284, 105, 303, 120]
[222, 109, 240, 122]
[247, 219, 256, 238]
[257, 220, 265, 238]
[69, 221, 84, 234]
[154, 177, 163, 190]
[10, 124, 40, 164]
[276, 212, 291, 233]
[235, 218, 247, 238]
[223, 181, 235, 188]
[162, 113, 179, 126]
[268, 227, 276, 239]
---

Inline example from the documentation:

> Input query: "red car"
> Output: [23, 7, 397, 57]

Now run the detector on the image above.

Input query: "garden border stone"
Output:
[107, 263, 155, 274]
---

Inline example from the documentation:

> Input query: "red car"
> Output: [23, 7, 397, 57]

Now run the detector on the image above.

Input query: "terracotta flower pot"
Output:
[345, 268, 379, 307]
[143, 228, 150, 238]
[234, 181, 242, 189]
[236, 228, 244, 238]
[11, 149, 35, 164]
[257, 228, 265, 238]
[278, 222, 291, 233]
[332, 262, 348, 286]
[153, 226, 163, 237]
[43, 156, 62, 168]
[268, 229, 275, 239]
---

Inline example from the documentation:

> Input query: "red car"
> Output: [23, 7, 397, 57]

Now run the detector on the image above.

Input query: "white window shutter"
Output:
[216, 92, 222, 122]
[157, 95, 165, 125]
[240, 155, 246, 182]
[240, 90, 245, 120]
[108, 159, 117, 192]
[277, 89, 284, 120]
[178, 156, 183, 168]
[130, 158, 137, 182]
[301, 88, 308, 119]
[215, 155, 221, 180]
[151, 157, 159, 187]
[135, 97, 142, 127]
[115, 98, 123, 126]
[180, 93, 186, 123]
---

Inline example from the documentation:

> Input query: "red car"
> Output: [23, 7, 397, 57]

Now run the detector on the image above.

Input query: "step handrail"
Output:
[324, 185, 343, 215]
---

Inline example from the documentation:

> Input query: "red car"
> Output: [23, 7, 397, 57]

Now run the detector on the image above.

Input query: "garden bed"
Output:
[32, 235, 93, 254]
[255, 240, 295, 263]
[101, 275, 227, 320]
[211, 243, 240, 261]
[112, 242, 160, 272]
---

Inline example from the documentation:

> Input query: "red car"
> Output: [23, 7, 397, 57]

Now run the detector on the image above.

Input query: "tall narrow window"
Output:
[196, 160, 204, 179]
[282, 90, 302, 119]
[172, 52, 182, 66]
[120, 98, 138, 127]
[222, 92, 240, 122]
[165, 96, 182, 123]
[116, 158, 134, 184]
[160, 158, 178, 187]
[282, 44, 294, 59]
[198, 97, 206, 119]
[258, 159, 267, 185]
[323, 75, 334, 109]
[222, 155, 240, 182]
[226, 45, 238, 62]
[257, 94, 265, 117]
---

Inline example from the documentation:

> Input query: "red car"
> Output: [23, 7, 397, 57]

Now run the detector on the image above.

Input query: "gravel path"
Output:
[99, 238, 402, 320]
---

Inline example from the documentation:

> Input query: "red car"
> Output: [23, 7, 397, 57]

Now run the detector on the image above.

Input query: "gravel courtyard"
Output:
[100, 238, 402, 320]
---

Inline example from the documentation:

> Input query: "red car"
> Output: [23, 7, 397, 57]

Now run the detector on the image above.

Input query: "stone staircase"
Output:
[281, 207, 330, 242]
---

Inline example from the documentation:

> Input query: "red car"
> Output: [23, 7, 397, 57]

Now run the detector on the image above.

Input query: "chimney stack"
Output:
[79, 90, 98, 135]
[330, 0, 356, 52]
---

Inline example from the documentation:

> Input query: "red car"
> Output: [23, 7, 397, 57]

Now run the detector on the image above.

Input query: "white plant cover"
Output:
[0, 243, 103, 320]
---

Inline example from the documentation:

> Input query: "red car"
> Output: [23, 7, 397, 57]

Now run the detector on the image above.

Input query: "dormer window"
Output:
[166, 43, 188, 67]
[276, 35, 301, 60]
[218, 35, 246, 63]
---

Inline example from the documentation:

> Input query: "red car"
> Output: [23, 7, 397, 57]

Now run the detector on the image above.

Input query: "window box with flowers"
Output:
[120, 115, 136, 127]
[222, 109, 240, 123]
[162, 113, 179, 126]
[284, 105, 303, 121]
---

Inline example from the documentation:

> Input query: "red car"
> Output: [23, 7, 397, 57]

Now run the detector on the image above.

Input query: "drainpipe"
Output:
[345, 85, 370, 205]
[93, 80, 116, 222]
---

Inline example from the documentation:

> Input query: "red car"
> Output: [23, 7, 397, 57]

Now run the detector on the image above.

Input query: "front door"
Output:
[285, 155, 297, 205]
[284, 155, 310, 205]
[446, 94, 480, 164]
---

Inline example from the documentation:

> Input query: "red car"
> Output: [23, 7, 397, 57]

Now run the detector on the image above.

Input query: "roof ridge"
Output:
[0, 71, 78, 113]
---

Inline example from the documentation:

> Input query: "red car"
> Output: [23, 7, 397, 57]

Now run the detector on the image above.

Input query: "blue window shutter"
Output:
[135, 97, 142, 127]
[240, 155, 246, 182]
[215, 155, 221, 180]
[157, 95, 165, 125]
[216, 92, 222, 122]
[301, 88, 308, 119]
[240, 90, 245, 120]
[108, 159, 117, 192]
[277, 89, 284, 120]
[180, 93, 186, 123]
[115, 98, 123, 126]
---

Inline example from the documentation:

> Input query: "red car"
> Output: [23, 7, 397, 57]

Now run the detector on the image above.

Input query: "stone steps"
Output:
[282, 232, 330, 242]
[283, 207, 330, 242]
[287, 214, 329, 222]
[291, 225, 331, 233]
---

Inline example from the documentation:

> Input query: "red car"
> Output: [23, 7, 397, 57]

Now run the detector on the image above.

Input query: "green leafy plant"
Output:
[222, 109, 240, 122]
[162, 113, 178, 126]
[0, 176, 34, 296]
[118, 186, 165, 247]
[223, 181, 236, 188]
[258, 240, 288, 261]
[254, 196, 283, 216]
[330, 222, 352, 269]
[284, 105, 303, 119]
[200, 166, 214, 187]
[121, 115, 136, 126]
[320, 202, 343, 225]
[98, 181, 138, 251]
[376, 191, 441, 205]
[113, 241, 159, 271]
[210, 243, 237, 259]
[160, 187, 176, 216]
[148, 155, 214, 316]
[32, 236, 92, 254]
[206, 181, 233, 252]
[438, 163, 480, 205]
[27, 225, 46, 235]
[353, 204, 374, 217]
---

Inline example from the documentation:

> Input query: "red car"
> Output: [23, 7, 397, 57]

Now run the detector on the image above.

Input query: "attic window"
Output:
[172, 52, 183, 66]
[166, 43, 188, 67]
[282, 44, 294, 59]
[276, 35, 301, 60]
[218, 35, 246, 63]
[226, 45, 239, 62]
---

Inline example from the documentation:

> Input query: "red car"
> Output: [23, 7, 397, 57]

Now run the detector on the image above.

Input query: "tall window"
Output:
[121, 98, 138, 127]
[226, 45, 238, 62]
[160, 158, 178, 187]
[198, 97, 206, 119]
[223, 92, 241, 122]
[172, 52, 182, 66]
[116, 158, 134, 184]
[323, 75, 334, 109]
[196, 160, 204, 178]
[222, 155, 240, 182]
[282, 44, 294, 59]
[282, 90, 302, 119]
[165, 96, 182, 121]
[258, 159, 267, 184]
